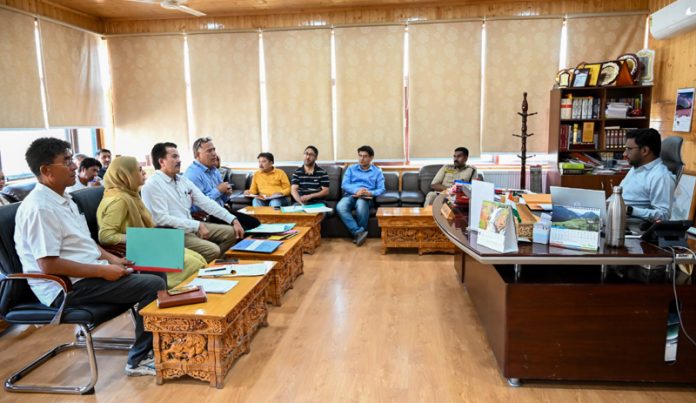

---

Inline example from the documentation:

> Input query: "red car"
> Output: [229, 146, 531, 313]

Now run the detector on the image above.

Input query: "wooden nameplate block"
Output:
[440, 202, 455, 221]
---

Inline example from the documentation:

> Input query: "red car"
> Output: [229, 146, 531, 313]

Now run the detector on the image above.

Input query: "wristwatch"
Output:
[627, 205, 633, 216]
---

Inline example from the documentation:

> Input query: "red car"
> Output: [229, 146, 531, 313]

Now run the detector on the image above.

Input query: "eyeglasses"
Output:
[624, 146, 640, 152]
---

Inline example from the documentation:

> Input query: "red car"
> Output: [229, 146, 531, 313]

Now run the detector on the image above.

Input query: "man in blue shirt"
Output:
[184, 137, 260, 230]
[619, 128, 675, 223]
[184, 137, 233, 211]
[337, 145, 385, 246]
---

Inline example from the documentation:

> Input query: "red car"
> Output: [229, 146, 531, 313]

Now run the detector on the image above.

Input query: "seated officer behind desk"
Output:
[141, 142, 245, 263]
[244, 152, 291, 207]
[14, 138, 164, 377]
[337, 145, 385, 247]
[290, 145, 330, 205]
[425, 147, 477, 206]
[618, 128, 675, 225]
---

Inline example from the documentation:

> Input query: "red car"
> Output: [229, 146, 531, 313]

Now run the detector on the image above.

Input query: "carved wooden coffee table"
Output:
[376, 206, 455, 255]
[225, 226, 308, 306]
[238, 206, 323, 254]
[140, 260, 275, 388]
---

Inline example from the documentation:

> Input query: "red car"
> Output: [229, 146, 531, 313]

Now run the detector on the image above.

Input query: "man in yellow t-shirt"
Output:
[244, 152, 291, 207]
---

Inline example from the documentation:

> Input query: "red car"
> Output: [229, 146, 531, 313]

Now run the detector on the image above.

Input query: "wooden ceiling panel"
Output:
[49, 0, 467, 19]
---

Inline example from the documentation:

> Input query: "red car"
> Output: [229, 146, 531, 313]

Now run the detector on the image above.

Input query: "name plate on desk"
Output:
[477, 201, 518, 253]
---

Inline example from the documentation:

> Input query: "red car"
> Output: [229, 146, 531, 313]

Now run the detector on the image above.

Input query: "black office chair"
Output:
[0, 202, 134, 394]
[661, 136, 684, 184]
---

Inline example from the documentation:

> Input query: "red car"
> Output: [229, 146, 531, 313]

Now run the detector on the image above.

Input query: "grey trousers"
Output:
[64, 273, 166, 367]
[184, 222, 237, 262]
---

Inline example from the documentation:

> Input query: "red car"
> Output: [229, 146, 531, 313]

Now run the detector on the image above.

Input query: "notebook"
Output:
[231, 239, 283, 254]
[156, 288, 207, 308]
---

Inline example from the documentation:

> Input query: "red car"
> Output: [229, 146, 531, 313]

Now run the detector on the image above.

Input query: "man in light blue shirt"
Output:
[184, 137, 233, 213]
[337, 145, 385, 246]
[619, 128, 675, 223]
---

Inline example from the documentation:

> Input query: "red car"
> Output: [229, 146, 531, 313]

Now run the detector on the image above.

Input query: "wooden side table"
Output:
[239, 206, 323, 254]
[376, 207, 455, 255]
[226, 226, 308, 306]
[141, 262, 274, 388]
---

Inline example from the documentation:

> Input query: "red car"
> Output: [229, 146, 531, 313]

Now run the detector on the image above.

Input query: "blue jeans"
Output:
[252, 196, 291, 207]
[336, 196, 372, 236]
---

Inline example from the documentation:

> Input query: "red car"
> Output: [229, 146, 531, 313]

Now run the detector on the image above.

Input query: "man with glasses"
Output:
[617, 128, 675, 223]
[14, 138, 165, 377]
[0, 170, 11, 205]
[425, 147, 477, 206]
[337, 145, 385, 247]
[184, 137, 260, 230]
[184, 137, 233, 209]
[290, 145, 330, 205]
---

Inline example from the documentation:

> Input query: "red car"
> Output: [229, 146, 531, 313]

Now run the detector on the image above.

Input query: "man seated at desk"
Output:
[141, 142, 244, 262]
[290, 145, 330, 205]
[618, 128, 675, 225]
[244, 152, 291, 207]
[15, 138, 165, 377]
[425, 147, 477, 206]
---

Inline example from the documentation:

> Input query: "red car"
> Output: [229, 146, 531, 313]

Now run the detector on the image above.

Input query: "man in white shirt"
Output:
[619, 128, 675, 223]
[14, 138, 165, 377]
[66, 157, 102, 192]
[141, 142, 245, 262]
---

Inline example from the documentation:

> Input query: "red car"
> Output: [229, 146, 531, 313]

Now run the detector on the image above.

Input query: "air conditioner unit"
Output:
[650, 0, 696, 39]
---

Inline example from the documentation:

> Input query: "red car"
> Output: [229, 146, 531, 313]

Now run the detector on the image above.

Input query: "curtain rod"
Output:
[102, 9, 649, 38]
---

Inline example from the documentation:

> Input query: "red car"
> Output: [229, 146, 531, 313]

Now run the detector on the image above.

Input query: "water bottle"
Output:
[606, 186, 626, 248]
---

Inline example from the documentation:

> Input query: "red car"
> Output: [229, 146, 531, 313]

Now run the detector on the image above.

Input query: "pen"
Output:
[204, 267, 227, 273]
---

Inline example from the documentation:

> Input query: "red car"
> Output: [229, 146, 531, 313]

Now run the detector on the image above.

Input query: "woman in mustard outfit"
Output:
[97, 156, 206, 288]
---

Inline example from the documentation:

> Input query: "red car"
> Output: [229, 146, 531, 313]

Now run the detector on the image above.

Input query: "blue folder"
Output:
[231, 239, 283, 254]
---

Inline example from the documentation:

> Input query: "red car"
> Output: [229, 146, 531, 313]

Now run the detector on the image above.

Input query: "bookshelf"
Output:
[548, 85, 653, 197]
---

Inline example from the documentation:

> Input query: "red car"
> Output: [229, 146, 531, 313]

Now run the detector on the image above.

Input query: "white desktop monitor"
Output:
[550, 186, 608, 226]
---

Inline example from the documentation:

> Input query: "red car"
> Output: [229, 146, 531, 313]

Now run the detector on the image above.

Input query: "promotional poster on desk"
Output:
[477, 200, 519, 253]
[549, 204, 601, 251]
[469, 180, 495, 231]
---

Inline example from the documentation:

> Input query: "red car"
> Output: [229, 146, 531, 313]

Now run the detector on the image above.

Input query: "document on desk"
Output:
[188, 278, 238, 294]
[198, 262, 272, 277]
[246, 223, 296, 233]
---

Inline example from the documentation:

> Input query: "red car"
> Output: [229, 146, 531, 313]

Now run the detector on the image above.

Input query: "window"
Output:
[0, 128, 99, 180]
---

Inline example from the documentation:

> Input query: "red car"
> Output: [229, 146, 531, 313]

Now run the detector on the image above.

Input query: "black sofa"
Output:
[2, 165, 446, 240]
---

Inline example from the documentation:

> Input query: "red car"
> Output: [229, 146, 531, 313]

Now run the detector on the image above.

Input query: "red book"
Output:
[156, 288, 207, 308]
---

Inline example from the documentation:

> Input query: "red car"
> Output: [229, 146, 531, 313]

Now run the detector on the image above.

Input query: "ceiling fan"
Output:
[126, 0, 206, 17]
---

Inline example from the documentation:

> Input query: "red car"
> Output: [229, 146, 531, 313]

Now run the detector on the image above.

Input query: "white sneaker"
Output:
[125, 356, 156, 377]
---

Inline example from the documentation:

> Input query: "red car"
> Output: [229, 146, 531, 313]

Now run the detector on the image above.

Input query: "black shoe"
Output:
[355, 231, 368, 247]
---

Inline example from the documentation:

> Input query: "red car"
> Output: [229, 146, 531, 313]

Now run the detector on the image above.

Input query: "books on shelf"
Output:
[559, 124, 598, 151]
[566, 96, 600, 120]
[604, 126, 636, 150]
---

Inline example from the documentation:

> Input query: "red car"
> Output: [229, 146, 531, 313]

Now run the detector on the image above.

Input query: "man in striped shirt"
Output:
[290, 145, 330, 205]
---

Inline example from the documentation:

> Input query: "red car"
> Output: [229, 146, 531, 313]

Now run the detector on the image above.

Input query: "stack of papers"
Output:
[188, 278, 238, 294]
[606, 103, 630, 118]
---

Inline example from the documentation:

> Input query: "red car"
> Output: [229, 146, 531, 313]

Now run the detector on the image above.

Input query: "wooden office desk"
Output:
[239, 206, 323, 254]
[376, 206, 455, 255]
[225, 226, 308, 306]
[140, 261, 274, 388]
[432, 194, 696, 385]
